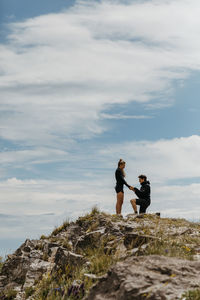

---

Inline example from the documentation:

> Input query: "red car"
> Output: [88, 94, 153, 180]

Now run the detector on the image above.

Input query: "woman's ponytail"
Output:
[118, 158, 126, 177]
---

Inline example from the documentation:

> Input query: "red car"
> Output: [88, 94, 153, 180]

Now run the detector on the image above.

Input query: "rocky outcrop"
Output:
[86, 255, 200, 300]
[0, 211, 199, 299]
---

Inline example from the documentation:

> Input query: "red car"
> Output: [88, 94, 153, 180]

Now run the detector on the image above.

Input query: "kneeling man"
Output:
[130, 175, 151, 214]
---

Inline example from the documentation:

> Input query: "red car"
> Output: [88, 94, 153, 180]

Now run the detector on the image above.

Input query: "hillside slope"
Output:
[0, 209, 200, 299]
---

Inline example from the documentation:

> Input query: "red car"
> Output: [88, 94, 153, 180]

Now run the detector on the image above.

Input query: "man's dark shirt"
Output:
[134, 181, 151, 201]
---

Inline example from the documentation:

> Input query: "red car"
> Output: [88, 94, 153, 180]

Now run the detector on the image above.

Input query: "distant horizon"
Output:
[1, 0, 200, 257]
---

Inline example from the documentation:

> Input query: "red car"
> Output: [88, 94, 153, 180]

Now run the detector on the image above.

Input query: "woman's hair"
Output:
[118, 159, 126, 177]
[118, 158, 125, 167]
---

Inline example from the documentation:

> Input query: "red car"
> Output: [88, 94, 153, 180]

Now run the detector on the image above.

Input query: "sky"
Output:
[0, 0, 200, 257]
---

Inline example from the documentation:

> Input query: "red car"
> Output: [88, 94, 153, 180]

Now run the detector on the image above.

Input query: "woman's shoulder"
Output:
[115, 168, 123, 176]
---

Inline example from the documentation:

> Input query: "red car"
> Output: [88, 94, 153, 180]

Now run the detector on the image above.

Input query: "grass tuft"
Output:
[91, 206, 100, 215]
[4, 289, 17, 300]
[0, 256, 3, 272]
[50, 219, 70, 236]
[25, 286, 35, 298]
[181, 289, 200, 300]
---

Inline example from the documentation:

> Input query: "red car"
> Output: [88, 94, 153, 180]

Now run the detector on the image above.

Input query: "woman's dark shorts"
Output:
[136, 199, 150, 213]
[115, 186, 124, 193]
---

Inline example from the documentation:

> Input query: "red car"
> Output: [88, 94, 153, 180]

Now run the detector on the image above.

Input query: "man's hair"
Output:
[138, 174, 147, 181]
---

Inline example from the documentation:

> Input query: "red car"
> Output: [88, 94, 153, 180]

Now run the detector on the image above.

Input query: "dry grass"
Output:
[33, 233, 117, 299]
[0, 257, 3, 272]
[181, 289, 200, 300]
[131, 215, 200, 260]
[50, 219, 70, 237]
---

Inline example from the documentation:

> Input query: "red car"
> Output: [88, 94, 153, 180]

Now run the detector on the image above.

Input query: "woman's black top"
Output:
[134, 181, 151, 202]
[115, 168, 130, 193]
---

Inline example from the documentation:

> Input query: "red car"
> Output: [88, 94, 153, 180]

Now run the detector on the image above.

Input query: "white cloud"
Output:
[0, 177, 115, 243]
[1, 135, 200, 225]
[1, 0, 200, 255]
[1, 0, 200, 148]
[1, 131, 200, 254]
[153, 183, 200, 221]
[0, 148, 68, 165]
[0, 175, 199, 244]
[99, 135, 200, 183]
[100, 113, 152, 119]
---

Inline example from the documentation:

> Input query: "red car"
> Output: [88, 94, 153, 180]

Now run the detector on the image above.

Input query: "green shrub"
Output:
[142, 239, 194, 260]
[91, 206, 100, 215]
[181, 289, 200, 299]
[25, 286, 35, 298]
[40, 235, 48, 240]
[4, 289, 17, 300]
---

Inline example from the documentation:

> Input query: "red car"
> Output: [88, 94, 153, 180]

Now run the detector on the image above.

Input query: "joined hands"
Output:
[129, 186, 134, 191]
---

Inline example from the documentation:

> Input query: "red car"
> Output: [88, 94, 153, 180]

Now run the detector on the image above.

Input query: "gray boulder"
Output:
[52, 247, 85, 273]
[75, 229, 105, 251]
[85, 255, 200, 300]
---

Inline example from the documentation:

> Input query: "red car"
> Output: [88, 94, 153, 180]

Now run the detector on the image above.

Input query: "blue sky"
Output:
[1, 0, 200, 257]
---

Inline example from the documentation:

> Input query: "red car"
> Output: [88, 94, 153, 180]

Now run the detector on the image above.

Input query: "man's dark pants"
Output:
[136, 199, 150, 214]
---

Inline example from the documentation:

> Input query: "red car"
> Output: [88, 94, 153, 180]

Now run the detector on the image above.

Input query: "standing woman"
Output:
[115, 159, 131, 215]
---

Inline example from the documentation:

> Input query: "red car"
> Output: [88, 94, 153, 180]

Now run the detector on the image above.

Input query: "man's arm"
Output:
[133, 187, 142, 198]
[134, 185, 150, 198]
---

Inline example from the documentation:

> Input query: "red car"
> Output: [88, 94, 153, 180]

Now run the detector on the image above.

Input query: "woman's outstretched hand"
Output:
[129, 186, 134, 190]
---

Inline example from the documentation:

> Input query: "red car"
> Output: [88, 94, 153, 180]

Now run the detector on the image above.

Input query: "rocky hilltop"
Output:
[0, 208, 200, 300]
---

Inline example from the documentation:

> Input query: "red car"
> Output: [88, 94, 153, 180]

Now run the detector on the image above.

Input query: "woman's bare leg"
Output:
[116, 192, 124, 214]
[130, 199, 138, 213]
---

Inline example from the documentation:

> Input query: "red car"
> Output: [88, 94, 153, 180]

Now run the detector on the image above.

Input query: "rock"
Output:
[75, 229, 105, 250]
[104, 221, 124, 236]
[193, 254, 200, 261]
[43, 242, 58, 256]
[0, 276, 7, 288]
[84, 273, 102, 280]
[131, 243, 148, 255]
[29, 249, 43, 259]
[171, 227, 193, 236]
[15, 291, 25, 300]
[85, 255, 200, 300]
[115, 242, 127, 258]
[121, 222, 140, 232]
[14, 239, 36, 256]
[125, 213, 138, 220]
[24, 259, 51, 288]
[124, 233, 157, 248]
[1, 255, 30, 285]
[52, 247, 85, 273]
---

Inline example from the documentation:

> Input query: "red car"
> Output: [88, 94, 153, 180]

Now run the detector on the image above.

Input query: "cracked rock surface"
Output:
[86, 255, 200, 300]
